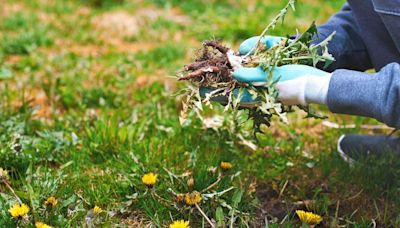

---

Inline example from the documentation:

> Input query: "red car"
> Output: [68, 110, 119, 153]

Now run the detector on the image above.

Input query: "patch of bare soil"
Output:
[254, 169, 398, 227]
[133, 70, 177, 91]
[93, 11, 140, 39]
[119, 210, 152, 227]
[1, 2, 25, 17]
[11, 88, 53, 121]
[106, 41, 155, 53]
[39, 38, 155, 58]
[91, 7, 190, 44]
[252, 181, 305, 226]
[50, 39, 109, 57]
[31, 89, 52, 120]
[4, 55, 23, 65]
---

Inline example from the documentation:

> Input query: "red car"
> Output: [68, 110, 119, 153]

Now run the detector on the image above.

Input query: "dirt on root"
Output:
[179, 40, 233, 85]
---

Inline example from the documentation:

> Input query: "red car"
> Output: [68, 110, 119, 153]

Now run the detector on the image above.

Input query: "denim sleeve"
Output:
[315, 4, 373, 72]
[327, 62, 400, 128]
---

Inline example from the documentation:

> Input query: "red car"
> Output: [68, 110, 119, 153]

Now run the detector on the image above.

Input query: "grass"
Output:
[0, 0, 399, 227]
[1, 12, 53, 55]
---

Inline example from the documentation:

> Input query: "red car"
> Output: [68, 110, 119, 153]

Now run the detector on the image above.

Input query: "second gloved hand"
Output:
[239, 35, 286, 55]
[233, 65, 332, 106]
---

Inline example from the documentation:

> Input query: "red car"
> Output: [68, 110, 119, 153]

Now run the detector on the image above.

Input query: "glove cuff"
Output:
[304, 74, 332, 105]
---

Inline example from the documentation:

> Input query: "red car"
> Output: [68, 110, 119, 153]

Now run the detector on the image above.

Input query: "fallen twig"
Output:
[202, 186, 235, 198]
[201, 173, 222, 193]
[195, 203, 215, 227]
[346, 189, 364, 201]
[3, 181, 22, 204]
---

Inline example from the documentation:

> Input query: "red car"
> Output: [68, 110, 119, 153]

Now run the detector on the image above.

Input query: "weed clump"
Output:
[178, 0, 335, 135]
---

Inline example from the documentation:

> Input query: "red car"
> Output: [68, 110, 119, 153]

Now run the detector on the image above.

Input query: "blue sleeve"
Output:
[327, 63, 400, 128]
[315, 4, 373, 72]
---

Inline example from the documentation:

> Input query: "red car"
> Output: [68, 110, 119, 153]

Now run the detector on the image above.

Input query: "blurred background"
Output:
[2, 0, 400, 227]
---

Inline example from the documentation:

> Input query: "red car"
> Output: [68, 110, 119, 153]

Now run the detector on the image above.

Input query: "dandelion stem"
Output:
[151, 191, 173, 206]
[195, 203, 215, 228]
[281, 56, 314, 61]
[202, 186, 235, 198]
[201, 173, 222, 193]
[216, 199, 250, 216]
[3, 181, 22, 204]
[278, 180, 288, 199]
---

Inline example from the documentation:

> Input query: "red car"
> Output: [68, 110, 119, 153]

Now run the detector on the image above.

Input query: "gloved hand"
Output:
[233, 65, 331, 106]
[200, 36, 332, 106]
[239, 35, 285, 55]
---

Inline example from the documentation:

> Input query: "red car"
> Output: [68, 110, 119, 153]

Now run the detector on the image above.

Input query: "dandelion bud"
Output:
[187, 178, 194, 188]
[220, 161, 233, 171]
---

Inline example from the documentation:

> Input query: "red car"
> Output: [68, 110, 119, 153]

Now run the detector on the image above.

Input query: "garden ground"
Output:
[1, 0, 400, 227]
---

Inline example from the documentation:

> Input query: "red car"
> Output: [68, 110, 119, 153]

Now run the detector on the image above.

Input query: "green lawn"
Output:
[1, 0, 399, 227]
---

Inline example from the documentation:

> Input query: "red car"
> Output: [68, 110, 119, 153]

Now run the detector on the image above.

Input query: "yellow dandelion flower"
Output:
[44, 196, 58, 207]
[0, 167, 9, 181]
[9, 203, 30, 218]
[170, 220, 190, 228]
[35, 222, 52, 228]
[184, 191, 202, 205]
[142, 172, 157, 187]
[296, 210, 323, 225]
[220, 162, 233, 171]
[93, 205, 103, 215]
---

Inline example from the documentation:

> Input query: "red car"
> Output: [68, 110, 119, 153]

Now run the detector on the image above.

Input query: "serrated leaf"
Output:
[297, 21, 317, 44]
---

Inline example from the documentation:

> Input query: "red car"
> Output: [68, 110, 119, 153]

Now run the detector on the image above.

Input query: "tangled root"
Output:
[179, 40, 233, 85]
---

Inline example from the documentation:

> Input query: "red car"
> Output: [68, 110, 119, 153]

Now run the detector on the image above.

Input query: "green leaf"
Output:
[216, 207, 225, 227]
[232, 190, 243, 208]
[297, 21, 317, 44]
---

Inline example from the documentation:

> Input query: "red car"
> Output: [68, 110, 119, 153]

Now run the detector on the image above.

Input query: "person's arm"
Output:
[328, 63, 400, 128]
[228, 62, 400, 128]
[315, 4, 373, 72]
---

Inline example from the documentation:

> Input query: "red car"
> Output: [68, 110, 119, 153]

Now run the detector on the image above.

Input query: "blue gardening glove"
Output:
[239, 35, 286, 55]
[199, 36, 331, 106]
[233, 65, 331, 106]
